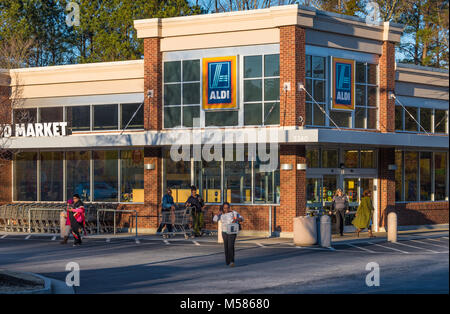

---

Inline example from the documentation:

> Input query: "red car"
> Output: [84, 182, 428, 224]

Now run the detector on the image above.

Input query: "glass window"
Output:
[404, 151, 418, 201]
[182, 60, 200, 82]
[14, 152, 37, 201]
[312, 56, 325, 78]
[307, 178, 321, 203]
[183, 83, 200, 105]
[264, 78, 280, 101]
[367, 63, 377, 85]
[264, 102, 280, 125]
[254, 159, 279, 204]
[355, 107, 366, 129]
[322, 149, 338, 168]
[164, 61, 181, 83]
[121, 103, 144, 129]
[420, 152, 432, 201]
[435, 152, 448, 200]
[244, 80, 262, 102]
[395, 151, 403, 201]
[419, 108, 432, 133]
[93, 104, 118, 131]
[13, 108, 37, 124]
[164, 152, 192, 204]
[306, 149, 320, 168]
[435, 110, 447, 133]
[264, 54, 279, 77]
[329, 111, 351, 128]
[224, 157, 252, 204]
[244, 55, 262, 78]
[164, 107, 181, 128]
[66, 106, 90, 132]
[182, 106, 200, 128]
[305, 55, 327, 127]
[164, 84, 182, 106]
[121, 150, 144, 202]
[395, 106, 403, 130]
[361, 150, 375, 168]
[93, 151, 118, 202]
[404, 107, 418, 132]
[195, 160, 222, 203]
[205, 111, 238, 127]
[244, 103, 262, 125]
[39, 107, 63, 123]
[67, 151, 91, 202]
[344, 150, 359, 168]
[355, 84, 366, 106]
[356, 62, 365, 83]
[40, 152, 63, 201]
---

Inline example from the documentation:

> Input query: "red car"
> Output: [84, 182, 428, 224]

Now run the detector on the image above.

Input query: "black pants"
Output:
[69, 215, 82, 244]
[222, 232, 237, 265]
[157, 210, 173, 233]
[335, 210, 346, 235]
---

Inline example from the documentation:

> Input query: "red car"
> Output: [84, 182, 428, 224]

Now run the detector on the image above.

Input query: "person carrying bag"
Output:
[213, 202, 244, 267]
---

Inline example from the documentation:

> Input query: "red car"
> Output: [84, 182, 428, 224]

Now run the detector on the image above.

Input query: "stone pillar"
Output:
[379, 41, 396, 133]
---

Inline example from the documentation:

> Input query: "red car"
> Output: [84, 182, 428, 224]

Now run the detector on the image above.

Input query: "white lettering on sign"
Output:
[209, 90, 230, 100]
[0, 122, 69, 138]
[336, 91, 351, 102]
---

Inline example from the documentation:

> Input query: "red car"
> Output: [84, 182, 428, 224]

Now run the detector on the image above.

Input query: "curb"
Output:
[0, 272, 75, 294]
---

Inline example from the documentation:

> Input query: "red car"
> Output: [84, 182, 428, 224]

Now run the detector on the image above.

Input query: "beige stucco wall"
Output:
[10, 60, 144, 99]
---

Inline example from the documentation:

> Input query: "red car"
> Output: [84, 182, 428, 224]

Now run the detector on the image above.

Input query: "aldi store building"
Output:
[0, 5, 448, 236]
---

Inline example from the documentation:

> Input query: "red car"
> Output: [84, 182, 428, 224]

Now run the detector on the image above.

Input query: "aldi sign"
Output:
[332, 57, 355, 111]
[202, 56, 237, 110]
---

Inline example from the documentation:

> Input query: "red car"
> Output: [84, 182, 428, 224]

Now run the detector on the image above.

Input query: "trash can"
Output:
[318, 215, 332, 248]
[293, 216, 317, 246]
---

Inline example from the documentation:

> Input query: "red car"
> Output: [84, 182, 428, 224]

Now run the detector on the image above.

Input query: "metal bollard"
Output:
[387, 211, 397, 243]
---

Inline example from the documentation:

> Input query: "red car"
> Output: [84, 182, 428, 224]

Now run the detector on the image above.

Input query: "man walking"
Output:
[157, 187, 175, 236]
[185, 185, 205, 237]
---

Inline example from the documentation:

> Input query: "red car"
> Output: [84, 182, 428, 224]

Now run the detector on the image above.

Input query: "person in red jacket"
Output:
[69, 194, 85, 246]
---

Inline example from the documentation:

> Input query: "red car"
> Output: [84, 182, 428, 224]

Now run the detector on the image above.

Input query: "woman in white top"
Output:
[213, 202, 244, 267]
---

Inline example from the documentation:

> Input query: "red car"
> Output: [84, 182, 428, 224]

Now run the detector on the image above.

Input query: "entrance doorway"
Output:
[306, 173, 378, 233]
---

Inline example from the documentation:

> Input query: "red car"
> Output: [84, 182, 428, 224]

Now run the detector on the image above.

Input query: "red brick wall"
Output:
[0, 84, 12, 204]
[396, 201, 449, 226]
[378, 147, 396, 229]
[143, 147, 162, 228]
[279, 25, 305, 127]
[379, 41, 396, 133]
[0, 158, 12, 204]
[144, 37, 162, 131]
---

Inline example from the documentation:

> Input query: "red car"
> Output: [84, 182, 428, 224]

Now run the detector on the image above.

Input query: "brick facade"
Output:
[379, 41, 396, 133]
[378, 147, 396, 229]
[396, 201, 449, 226]
[144, 37, 163, 131]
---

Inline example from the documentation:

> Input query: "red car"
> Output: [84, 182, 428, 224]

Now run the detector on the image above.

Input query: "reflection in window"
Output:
[435, 110, 447, 133]
[93, 151, 118, 202]
[395, 151, 403, 201]
[404, 107, 418, 132]
[195, 160, 222, 203]
[344, 150, 359, 168]
[305, 55, 327, 126]
[361, 150, 375, 168]
[121, 103, 144, 129]
[94, 104, 118, 131]
[39, 107, 63, 123]
[67, 151, 90, 202]
[121, 150, 144, 202]
[306, 149, 320, 168]
[14, 152, 37, 201]
[164, 153, 191, 204]
[224, 156, 252, 204]
[40, 152, 63, 201]
[435, 152, 447, 200]
[254, 154, 279, 204]
[404, 152, 418, 201]
[13, 108, 37, 124]
[205, 111, 238, 127]
[322, 150, 338, 168]
[420, 108, 432, 133]
[420, 152, 432, 201]
[66, 106, 90, 132]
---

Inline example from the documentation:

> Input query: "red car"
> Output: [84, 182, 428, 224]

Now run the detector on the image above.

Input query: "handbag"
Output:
[224, 222, 240, 234]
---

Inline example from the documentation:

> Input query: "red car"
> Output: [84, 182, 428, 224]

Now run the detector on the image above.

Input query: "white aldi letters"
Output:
[0, 122, 68, 138]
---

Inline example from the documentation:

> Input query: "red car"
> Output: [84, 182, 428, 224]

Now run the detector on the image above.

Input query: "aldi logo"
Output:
[202, 56, 237, 110]
[332, 57, 355, 111]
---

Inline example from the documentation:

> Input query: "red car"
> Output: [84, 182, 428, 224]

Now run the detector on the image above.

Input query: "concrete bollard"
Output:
[387, 211, 397, 243]
[218, 221, 223, 243]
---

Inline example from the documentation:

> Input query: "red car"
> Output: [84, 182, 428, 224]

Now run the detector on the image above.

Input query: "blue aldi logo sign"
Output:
[202, 56, 237, 110]
[332, 57, 355, 111]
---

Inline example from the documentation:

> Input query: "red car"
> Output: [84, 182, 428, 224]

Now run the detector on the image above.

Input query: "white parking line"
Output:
[256, 243, 265, 247]
[443, 237, 449, 240]
[346, 243, 376, 253]
[192, 240, 200, 246]
[25, 235, 31, 240]
[393, 241, 439, 253]
[163, 239, 170, 245]
[106, 238, 111, 243]
[411, 239, 448, 248]
[135, 239, 140, 244]
[51, 236, 56, 241]
[429, 238, 449, 244]
[0, 235, 7, 239]
[371, 242, 409, 254]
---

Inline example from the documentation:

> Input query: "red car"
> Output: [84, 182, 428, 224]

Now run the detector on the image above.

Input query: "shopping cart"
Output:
[158, 206, 194, 239]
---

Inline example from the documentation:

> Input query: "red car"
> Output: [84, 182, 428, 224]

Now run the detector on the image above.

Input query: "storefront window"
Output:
[254, 156, 279, 204]
[404, 107, 418, 132]
[93, 151, 118, 202]
[420, 108, 432, 133]
[66, 106, 91, 132]
[395, 106, 403, 131]
[395, 151, 403, 201]
[164, 154, 191, 204]
[224, 157, 252, 204]
[13, 108, 37, 124]
[435, 110, 448, 133]
[195, 160, 222, 203]
[163, 60, 201, 128]
[305, 55, 327, 126]
[67, 151, 91, 202]
[360, 150, 375, 168]
[435, 152, 448, 200]
[307, 178, 321, 203]
[121, 103, 144, 129]
[322, 149, 338, 168]
[120, 150, 144, 202]
[243, 54, 280, 126]
[420, 152, 432, 201]
[404, 151, 418, 201]
[14, 152, 37, 201]
[205, 111, 238, 127]
[306, 149, 320, 168]
[344, 150, 359, 168]
[93, 104, 118, 131]
[40, 152, 63, 201]
[353, 62, 378, 129]
[39, 107, 63, 123]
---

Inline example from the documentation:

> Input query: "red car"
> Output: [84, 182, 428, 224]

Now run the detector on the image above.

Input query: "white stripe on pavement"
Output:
[393, 241, 439, 253]
[346, 243, 376, 253]
[411, 239, 448, 248]
[51, 236, 56, 241]
[0, 235, 6, 239]
[135, 239, 140, 244]
[106, 238, 111, 243]
[256, 243, 265, 247]
[443, 237, 449, 240]
[25, 235, 31, 240]
[163, 239, 170, 245]
[429, 238, 449, 244]
[192, 240, 200, 246]
[371, 242, 409, 254]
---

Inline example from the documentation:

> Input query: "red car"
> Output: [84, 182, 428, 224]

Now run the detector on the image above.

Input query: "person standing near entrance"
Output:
[185, 186, 205, 237]
[157, 187, 175, 236]
[329, 188, 349, 237]
[213, 202, 244, 267]
[352, 190, 375, 238]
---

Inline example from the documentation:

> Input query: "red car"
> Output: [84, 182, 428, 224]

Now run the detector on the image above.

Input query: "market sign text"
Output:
[0, 122, 69, 138]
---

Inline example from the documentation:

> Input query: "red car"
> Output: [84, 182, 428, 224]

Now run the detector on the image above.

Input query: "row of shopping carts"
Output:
[0, 202, 124, 234]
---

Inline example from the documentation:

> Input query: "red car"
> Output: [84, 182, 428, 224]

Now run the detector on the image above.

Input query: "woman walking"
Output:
[213, 202, 244, 267]
[329, 188, 349, 237]
[60, 199, 73, 244]
[69, 194, 85, 246]
[352, 190, 375, 238]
